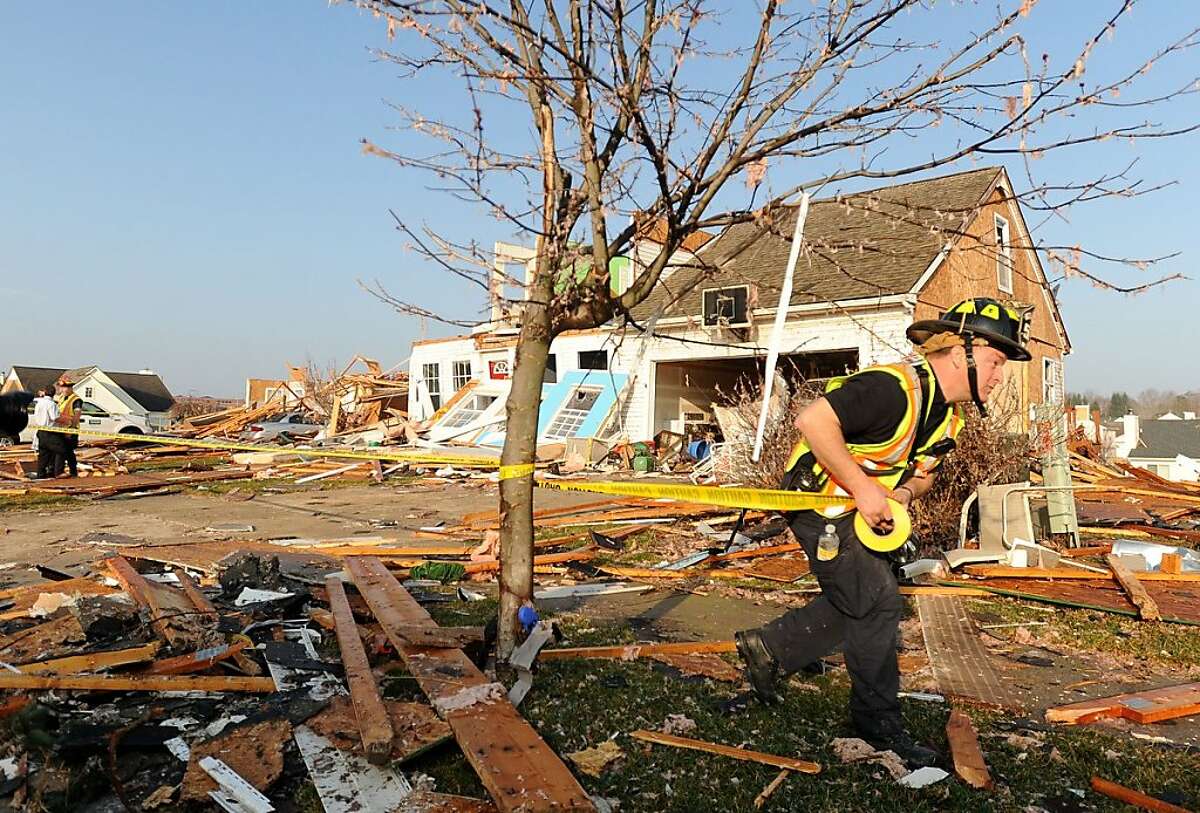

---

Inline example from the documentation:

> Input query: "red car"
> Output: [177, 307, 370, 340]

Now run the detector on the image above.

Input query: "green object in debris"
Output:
[409, 562, 467, 584]
[632, 454, 657, 473]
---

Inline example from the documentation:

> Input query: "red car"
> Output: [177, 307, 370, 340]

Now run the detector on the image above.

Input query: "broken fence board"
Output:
[946, 710, 992, 790]
[325, 575, 395, 764]
[630, 730, 820, 774]
[0, 673, 276, 692]
[343, 557, 594, 812]
[143, 640, 250, 676]
[1106, 554, 1162, 621]
[22, 643, 161, 675]
[1046, 682, 1200, 725]
[963, 565, 1200, 583]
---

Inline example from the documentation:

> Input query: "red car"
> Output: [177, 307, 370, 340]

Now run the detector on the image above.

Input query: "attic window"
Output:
[994, 214, 1014, 294]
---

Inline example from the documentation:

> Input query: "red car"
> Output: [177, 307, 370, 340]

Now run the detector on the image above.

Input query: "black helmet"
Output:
[907, 297, 1031, 361]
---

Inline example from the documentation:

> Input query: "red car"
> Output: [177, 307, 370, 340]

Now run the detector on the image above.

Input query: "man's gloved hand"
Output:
[0, 392, 33, 442]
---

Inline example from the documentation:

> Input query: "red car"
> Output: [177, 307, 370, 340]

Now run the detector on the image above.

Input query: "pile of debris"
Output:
[0, 548, 596, 811]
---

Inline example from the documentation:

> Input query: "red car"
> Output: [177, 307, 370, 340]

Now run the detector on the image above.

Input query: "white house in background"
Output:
[409, 166, 1071, 446]
[1, 365, 176, 432]
[1112, 412, 1200, 482]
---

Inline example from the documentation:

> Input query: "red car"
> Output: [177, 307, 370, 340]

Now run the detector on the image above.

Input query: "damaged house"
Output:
[2, 365, 176, 433]
[409, 166, 1071, 448]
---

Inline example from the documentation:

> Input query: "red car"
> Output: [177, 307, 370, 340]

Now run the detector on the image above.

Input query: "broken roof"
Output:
[632, 166, 1004, 319]
[1129, 419, 1200, 461]
[9, 365, 175, 412]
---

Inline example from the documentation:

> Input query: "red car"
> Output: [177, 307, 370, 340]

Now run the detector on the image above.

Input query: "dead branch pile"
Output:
[715, 377, 823, 489]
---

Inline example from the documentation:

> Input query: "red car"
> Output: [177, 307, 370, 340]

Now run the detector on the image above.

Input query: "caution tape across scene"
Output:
[30, 426, 907, 549]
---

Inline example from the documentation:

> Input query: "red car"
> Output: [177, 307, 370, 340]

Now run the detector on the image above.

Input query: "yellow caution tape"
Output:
[533, 479, 910, 552]
[27, 426, 499, 468]
[498, 463, 537, 480]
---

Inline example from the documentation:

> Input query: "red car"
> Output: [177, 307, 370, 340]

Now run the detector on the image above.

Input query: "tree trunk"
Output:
[497, 305, 552, 659]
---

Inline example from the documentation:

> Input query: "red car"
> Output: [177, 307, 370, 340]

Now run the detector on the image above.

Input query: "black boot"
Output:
[855, 717, 939, 768]
[734, 629, 782, 705]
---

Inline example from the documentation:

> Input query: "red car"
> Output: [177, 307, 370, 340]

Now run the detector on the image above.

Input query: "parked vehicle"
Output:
[19, 401, 152, 443]
[242, 412, 324, 442]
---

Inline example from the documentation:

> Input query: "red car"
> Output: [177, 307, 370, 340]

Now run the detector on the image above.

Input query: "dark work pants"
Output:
[36, 432, 65, 478]
[758, 510, 903, 734]
[59, 435, 78, 477]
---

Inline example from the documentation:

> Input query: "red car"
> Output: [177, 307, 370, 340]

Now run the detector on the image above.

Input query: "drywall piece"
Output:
[293, 725, 413, 813]
[898, 766, 950, 788]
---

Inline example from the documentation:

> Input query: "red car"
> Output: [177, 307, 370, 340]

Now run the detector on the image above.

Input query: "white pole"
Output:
[751, 192, 810, 463]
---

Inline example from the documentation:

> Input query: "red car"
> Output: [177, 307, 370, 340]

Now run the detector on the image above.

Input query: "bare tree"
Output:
[344, 0, 1198, 655]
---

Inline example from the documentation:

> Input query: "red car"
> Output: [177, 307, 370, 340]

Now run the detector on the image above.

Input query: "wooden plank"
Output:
[385, 625, 485, 649]
[326, 576, 394, 764]
[630, 730, 820, 774]
[1107, 555, 1161, 621]
[343, 557, 593, 812]
[900, 585, 989, 597]
[21, 643, 162, 675]
[540, 641, 736, 661]
[964, 565, 1200, 583]
[946, 710, 992, 790]
[712, 543, 803, 562]
[176, 569, 217, 616]
[744, 557, 811, 583]
[1046, 682, 1200, 725]
[1090, 776, 1192, 813]
[460, 549, 594, 574]
[0, 673, 276, 692]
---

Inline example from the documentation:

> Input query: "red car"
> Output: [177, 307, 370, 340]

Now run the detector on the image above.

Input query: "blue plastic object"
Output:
[518, 604, 540, 632]
[688, 440, 711, 460]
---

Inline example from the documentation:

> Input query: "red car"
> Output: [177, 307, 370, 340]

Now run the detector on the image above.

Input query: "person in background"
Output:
[32, 389, 62, 479]
[30, 389, 52, 453]
[53, 376, 81, 477]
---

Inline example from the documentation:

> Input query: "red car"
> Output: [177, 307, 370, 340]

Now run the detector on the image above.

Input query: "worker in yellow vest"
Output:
[735, 298, 1031, 768]
[53, 376, 82, 477]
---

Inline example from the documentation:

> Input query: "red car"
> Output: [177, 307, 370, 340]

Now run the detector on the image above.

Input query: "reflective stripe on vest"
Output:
[784, 359, 964, 517]
[56, 393, 80, 427]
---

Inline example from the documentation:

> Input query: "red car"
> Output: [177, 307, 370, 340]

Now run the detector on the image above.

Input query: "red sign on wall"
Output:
[488, 359, 511, 379]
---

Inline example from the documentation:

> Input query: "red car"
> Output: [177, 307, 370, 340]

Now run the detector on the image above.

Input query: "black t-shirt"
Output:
[824, 367, 950, 451]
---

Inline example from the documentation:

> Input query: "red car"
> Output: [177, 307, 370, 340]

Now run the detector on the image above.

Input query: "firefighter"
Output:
[53, 376, 82, 477]
[735, 298, 1032, 767]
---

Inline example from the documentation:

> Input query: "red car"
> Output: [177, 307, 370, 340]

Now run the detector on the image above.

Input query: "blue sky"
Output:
[1, 2, 1197, 398]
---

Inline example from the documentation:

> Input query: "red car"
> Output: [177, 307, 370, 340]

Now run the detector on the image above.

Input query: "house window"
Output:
[1042, 357, 1063, 404]
[543, 354, 558, 383]
[578, 350, 608, 371]
[84, 387, 93, 398]
[994, 214, 1014, 294]
[451, 360, 473, 392]
[440, 395, 490, 429]
[545, 387, 601, 439]
[422, 363, 441, 410]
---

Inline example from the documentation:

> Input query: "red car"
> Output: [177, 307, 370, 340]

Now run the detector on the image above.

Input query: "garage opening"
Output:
[651, 349, 858, 437]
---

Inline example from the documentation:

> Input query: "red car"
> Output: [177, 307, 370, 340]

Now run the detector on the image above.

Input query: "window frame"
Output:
[994, 214, 1014, 294]
[451, 360, 473, 392]
[577, 350, 609, 371]
[421, 362, 442, 410]
[543, 386, 602, 440]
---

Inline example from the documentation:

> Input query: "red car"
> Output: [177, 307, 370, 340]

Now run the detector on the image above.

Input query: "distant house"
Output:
[1112, 413, 1200, 482]
[409, 166, 1071, 446]
[1, 365, 176, 431]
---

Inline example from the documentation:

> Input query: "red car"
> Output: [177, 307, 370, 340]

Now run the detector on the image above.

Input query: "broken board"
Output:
[1046, 682, 1200, 725]
[344, 556, 594, 812]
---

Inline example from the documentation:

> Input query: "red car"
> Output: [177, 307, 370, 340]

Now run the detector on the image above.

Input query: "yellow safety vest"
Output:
[56, 392, 81, 429]
[783, 360, 965, 518]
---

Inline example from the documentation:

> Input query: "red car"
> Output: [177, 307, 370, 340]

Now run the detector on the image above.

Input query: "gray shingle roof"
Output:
[9, 365, 174, 412]
[631, 166, 1002, 320]
[1131, 419, 1200, 460]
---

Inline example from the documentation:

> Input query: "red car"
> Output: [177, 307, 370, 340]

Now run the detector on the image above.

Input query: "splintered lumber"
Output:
[1161, 553, 1183, 575]
[540, 640, 736, 661]
[713, 543, 803, 562]
[387, 625, 485, 649]
[343, 557, 593, 812]
[753, 770, 789, 809]
[106, 556, 204, 648]
[630, 730, 821, 774]
[1107, 554, 1162, 621]
[0, 673, 276, 692]
[143, 640, 251, 676]
[1090, 776, 1192, 813]
[0, 578, 116, 621]
[1046, 682, 1200, 725]
[21, 643, 162, 675]
[461, 549, 594, 574]
[946, 710, 992, 790]
[325, 576, 395, 764]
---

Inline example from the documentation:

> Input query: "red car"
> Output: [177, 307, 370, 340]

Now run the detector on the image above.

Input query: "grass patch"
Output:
[968, 596, 1200, 668]
[0, 491, 80, 513]
[381, 611, 1200, 811]
[124, 453, 228, 472]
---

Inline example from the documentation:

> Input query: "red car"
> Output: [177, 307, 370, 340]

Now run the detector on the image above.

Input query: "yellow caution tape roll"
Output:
[853, 498, 911, 553]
